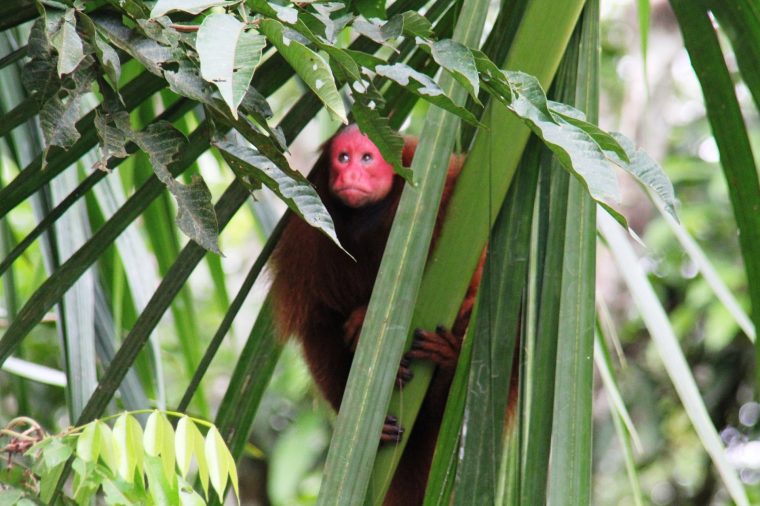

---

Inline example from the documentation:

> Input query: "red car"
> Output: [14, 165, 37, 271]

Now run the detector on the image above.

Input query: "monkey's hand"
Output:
[343, 305, 367, 351]
[406, 325, 461, 374]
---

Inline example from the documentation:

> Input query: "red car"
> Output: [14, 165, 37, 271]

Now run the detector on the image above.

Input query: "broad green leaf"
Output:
[375, 63, 482, 126]
[258, 19, 347, 123]
[175, 416, 195, 477]
[547, 101, 628, 161]
[113, 413, 144, 484]
[38, 460, 67, 504]
[197, 14, 266, 119]
[215, 138, 347, 251]
[50, 9, 85, 76]
[431, 39, 479, 101]
[71, 458, 99, 504]
[399, 11, 433, 38]
[76, 422, 101, 463]
[151, 0, 237, 17]
[144, 411, 177, 480]
[504, 70, 621, 206]
[205, 426, 231, 500]
[226, 448, 239, 501]
[472, 49, 512, 104]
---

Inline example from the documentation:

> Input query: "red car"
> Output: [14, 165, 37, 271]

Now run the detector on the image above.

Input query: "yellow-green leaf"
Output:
[204, 426, 230, 501]
[113, 413, 144, 483]
[76, 422, 100, 463]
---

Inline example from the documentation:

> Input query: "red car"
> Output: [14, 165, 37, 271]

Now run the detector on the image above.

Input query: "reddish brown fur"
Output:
[269, 132, 478, 506]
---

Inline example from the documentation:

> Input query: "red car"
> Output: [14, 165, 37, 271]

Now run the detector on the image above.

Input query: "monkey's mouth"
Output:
[333, 186, 371, 206]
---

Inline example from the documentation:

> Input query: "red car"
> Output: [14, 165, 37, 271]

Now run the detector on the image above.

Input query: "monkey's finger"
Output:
[408, 327, 459, 370]
[396, 357, 414, 389]
[380, 415, 405, 445]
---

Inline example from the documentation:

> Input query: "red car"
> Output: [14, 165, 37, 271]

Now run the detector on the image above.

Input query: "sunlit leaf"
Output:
[258, 18, 347, 123]
[151, 0, 237, 18]
[176, 416, 209, 498]
[113, 413, 144, 484]
[431, 39, 479, 101]
[204, 426, 231, 500]
[216, 138, 348, 252]
[197, 13, 266, 119]
[50, 9, 85, 76]
[375, 63, 482, 126]
[143, 411, 176, 480]
[76, 422, 100, 463]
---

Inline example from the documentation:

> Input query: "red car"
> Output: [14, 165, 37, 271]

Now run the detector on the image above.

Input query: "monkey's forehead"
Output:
[330, 131, 378, 153]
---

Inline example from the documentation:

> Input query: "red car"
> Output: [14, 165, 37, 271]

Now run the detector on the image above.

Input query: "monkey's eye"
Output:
[338, 152, 349, 163]
[361, 153, 373, 162]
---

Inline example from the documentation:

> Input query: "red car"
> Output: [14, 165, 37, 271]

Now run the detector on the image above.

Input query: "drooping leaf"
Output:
[204, 426, 231, 500]
[216, 138, 347, 251]
[258, 18, 348, 123]
[197, 13, 266, 118]
[76, 422, 101, 463]
[50, 8, 85, 76]
[431, 39, 480, 101]
[113, 413, 144, 484]
[548, 101, 628, 160]
[150, 0, 237, 18]
[176, 416, 209, 498]
[143, 411, 176, 480]
[472, 49, 512, 103]
[375, 63, 482, 126]
[504, 70, 621, 206]
[97, 422, 117, 474]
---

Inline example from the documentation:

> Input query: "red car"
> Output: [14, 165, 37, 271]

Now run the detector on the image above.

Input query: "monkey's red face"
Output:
[328, 128, 395, 208]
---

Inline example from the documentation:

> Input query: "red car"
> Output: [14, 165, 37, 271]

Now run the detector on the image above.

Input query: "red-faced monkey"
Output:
[270, 125, 483, 505]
